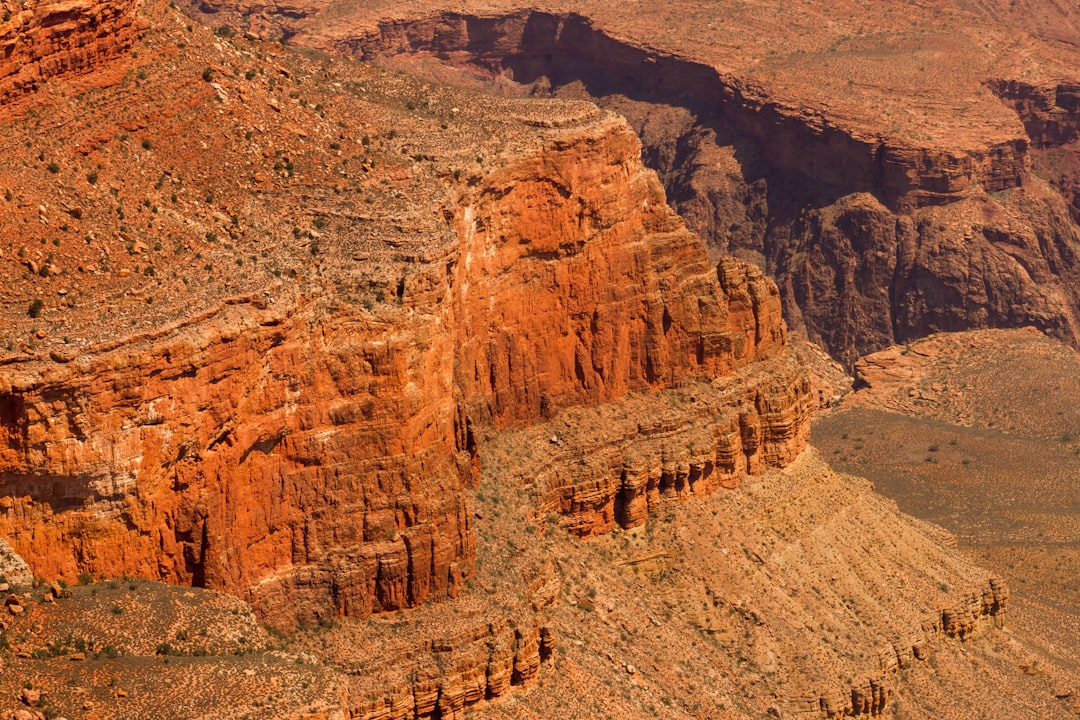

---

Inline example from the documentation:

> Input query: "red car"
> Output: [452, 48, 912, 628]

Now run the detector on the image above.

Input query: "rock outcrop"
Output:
[342, 11, 1027, 214]
[448, 117, 788, 427]
[0, 536, 32, 586]
[0, 0, 143, 106]
[989, 80, 1080, 149]
[347, 618, 555, 720]
[0, 295, 477, 629]
[0, 105, 807, 626]
[530, 346, 811, 536]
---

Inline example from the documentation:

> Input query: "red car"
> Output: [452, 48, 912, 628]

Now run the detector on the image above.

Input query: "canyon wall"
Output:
[0, 112, 811, 626]
[0, 0, 143, 105]
[533, 342, 811, 537]
[448, 118, 786, 427]
[341, 10, 1080, 367]
[346, 618, 556, 720]
[343, 11, 1027, 213]
[990, 79, 1080, 227]
[989, 79, 1080, 148]
[0, 297, 476, 629]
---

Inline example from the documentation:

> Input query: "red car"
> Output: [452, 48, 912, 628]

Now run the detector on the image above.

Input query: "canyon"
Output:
[0, 0, 1078, 718]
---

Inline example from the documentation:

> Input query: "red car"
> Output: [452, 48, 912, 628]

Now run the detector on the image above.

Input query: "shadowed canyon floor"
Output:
[1, 0, 1079, 718]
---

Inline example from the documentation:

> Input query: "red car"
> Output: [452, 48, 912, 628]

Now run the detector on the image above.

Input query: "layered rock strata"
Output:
[344, 11, 1026, 213]
[478, 424, 1018, 719]
[347, 618, 555, 720]
[0, 110, 808, 626]
[0, 0, 143, 105]
[0, 295, 476, 629]
[447, 118, 788, 427]
[530, 346, 811, 536]
[990, 80, 1080, 149]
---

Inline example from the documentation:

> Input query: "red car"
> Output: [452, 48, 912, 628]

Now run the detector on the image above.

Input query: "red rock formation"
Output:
[531, 346, 811, 537]
[348, 618, 555, 720]
[0, 296, 475, 629]
[0, 0, 143, 106]
[449, 118, 785, 427]
[0, 110, 806, 627]
[989, 80, 1080, 149]
[989, 79, 1080, 225]
[939, 578, 1009, 639]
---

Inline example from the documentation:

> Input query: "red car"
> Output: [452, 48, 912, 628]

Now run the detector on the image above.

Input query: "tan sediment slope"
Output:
[817, 328, 1080, 718]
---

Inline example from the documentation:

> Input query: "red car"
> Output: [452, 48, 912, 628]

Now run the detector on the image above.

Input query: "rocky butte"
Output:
[0, 0, 1077, 718]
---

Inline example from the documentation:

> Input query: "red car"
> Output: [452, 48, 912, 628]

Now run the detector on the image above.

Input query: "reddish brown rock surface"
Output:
[0, 296, 476, 629]
[0, 0, 143, 107]
[1, 2, 1078, 719]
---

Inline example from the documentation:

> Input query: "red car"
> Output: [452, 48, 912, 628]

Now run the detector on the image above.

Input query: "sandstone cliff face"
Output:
[774, 185, 1080, 365]
[448, 120, 785, 427]
[345, 618, 556, 720]
[338, 10, 1080, 367]
[0, 0, 143, 106]
[989, 79, 1080, 149]
[530, 345, 811, 537]
[990, 79, 1080, 228]
[0, 110, 806, 627]
[0, 296, 475, 629]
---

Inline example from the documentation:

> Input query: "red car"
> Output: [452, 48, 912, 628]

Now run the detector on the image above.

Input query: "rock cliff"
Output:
[0, 0, 143, 107]
[0, 88, 808, 628]
[530, 345, 811, 537]
[3, 5, 1072, 718]
[0, 294, 477, 629]
[343, 617, 556, 720]
[342, 11, 1028, 214]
